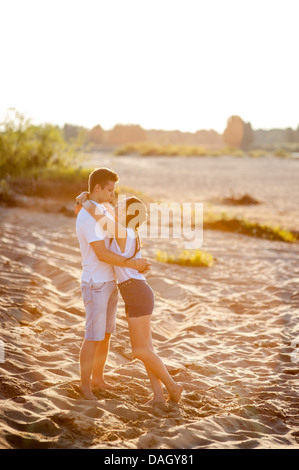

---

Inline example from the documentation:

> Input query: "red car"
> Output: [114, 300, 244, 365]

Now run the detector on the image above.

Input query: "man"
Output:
[75, 167, 150, 400]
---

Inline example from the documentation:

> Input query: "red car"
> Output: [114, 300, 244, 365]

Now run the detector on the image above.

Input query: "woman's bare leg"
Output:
[143, 365, 165, 404]
[128, 315, 182, 403]
[143, 335, 165, 404]
[126, 313, 165, 404]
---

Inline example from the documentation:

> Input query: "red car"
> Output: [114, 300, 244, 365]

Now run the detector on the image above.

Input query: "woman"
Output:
[77, 192, 182, 405]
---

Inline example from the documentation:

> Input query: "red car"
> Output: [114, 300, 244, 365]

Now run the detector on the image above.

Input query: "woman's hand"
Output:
[74, 203, 82, 215]
[76, 191, 89, 206]
[131, 258, 151, 274]
[82, 199, 103, 217]
[75, 191, 90, 215]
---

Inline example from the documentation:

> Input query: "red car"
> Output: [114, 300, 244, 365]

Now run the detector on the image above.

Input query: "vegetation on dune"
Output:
[0, 166, 150, 204]
[114, 142, 241, 157]
[203, 211, 298, 243]
[3, 113, 94, 203]
[0, 109, 85, 179]
[114, 141, 294, 159]
[156, 249, 214, 267]
[219, 193, 261, 205]
[0, 110, 155, 204]
[0, 109, 89, 201]
[247, 149, 268, 158]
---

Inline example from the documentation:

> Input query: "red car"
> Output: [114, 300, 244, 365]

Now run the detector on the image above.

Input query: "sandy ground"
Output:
[83, 153, 299, 230]
[0, 155, 298, 449]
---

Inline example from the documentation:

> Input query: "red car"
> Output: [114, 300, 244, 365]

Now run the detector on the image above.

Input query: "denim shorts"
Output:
[81, 279, 118, 341]
[118, 278, 155, 317]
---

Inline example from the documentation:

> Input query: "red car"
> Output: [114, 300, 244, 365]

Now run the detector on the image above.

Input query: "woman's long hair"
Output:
[124, 196, 147, 261]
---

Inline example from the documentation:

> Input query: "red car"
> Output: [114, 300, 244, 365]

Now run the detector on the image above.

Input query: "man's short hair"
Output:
[88, 167, 119, 192]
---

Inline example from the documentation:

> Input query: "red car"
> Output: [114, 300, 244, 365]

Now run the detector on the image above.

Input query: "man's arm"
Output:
[91, 240, 150, 272]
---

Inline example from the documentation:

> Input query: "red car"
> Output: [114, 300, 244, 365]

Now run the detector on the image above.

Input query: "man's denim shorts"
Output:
[81, 279, 118, 341]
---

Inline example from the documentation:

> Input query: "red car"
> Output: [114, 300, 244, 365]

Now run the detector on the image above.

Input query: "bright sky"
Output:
[1, 0, 298, 133]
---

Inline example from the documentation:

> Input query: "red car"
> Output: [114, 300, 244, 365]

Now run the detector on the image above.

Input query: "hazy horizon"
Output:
[3, 107, 298, 135]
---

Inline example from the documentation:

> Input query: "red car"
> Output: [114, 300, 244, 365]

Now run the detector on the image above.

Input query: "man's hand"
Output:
[91, 241, 151, 273]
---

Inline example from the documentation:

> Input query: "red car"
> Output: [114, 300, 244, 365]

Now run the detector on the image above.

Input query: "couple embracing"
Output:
[75, 167, 182, 404]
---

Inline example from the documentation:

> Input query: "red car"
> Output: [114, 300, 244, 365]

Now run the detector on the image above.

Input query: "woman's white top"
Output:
[110, 228, 145, 284]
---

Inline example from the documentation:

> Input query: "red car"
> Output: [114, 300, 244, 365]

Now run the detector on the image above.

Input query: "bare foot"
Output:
[168, 383, 183, 403]
[92, 380, 116, 391]
[80, 384, 97, 400]
[144, 396, 166, 406]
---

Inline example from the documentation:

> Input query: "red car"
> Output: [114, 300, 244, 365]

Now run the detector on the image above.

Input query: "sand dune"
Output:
[0, 155, 299, 449]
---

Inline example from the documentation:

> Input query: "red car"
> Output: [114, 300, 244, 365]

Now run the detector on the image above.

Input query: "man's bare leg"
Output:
[79, 340, 98, 399]
[91, 333, 115, 390]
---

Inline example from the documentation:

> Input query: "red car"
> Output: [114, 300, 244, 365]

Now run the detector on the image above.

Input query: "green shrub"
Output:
[203, 213, 298, 243]
[156, 249, 214, 267]
[0, 178, 15, 204]
[0, 109, 83, 179]
[274, 149, 291, 158]
[114, 143, 140, 156]
[114, 142, 298, 160]
[248, 149, 268, 158]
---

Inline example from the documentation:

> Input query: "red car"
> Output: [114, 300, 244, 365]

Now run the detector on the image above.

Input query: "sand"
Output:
[0, 155, 298, 449]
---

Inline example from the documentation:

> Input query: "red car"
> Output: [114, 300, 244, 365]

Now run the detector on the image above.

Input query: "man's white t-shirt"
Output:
[76, 203, 115, 283]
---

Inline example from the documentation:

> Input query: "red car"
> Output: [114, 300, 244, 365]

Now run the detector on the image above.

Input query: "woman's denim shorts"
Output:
[118, 278, 154, 317]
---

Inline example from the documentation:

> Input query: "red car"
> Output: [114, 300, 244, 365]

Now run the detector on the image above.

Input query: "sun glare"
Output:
[0, 0, 298, 132]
